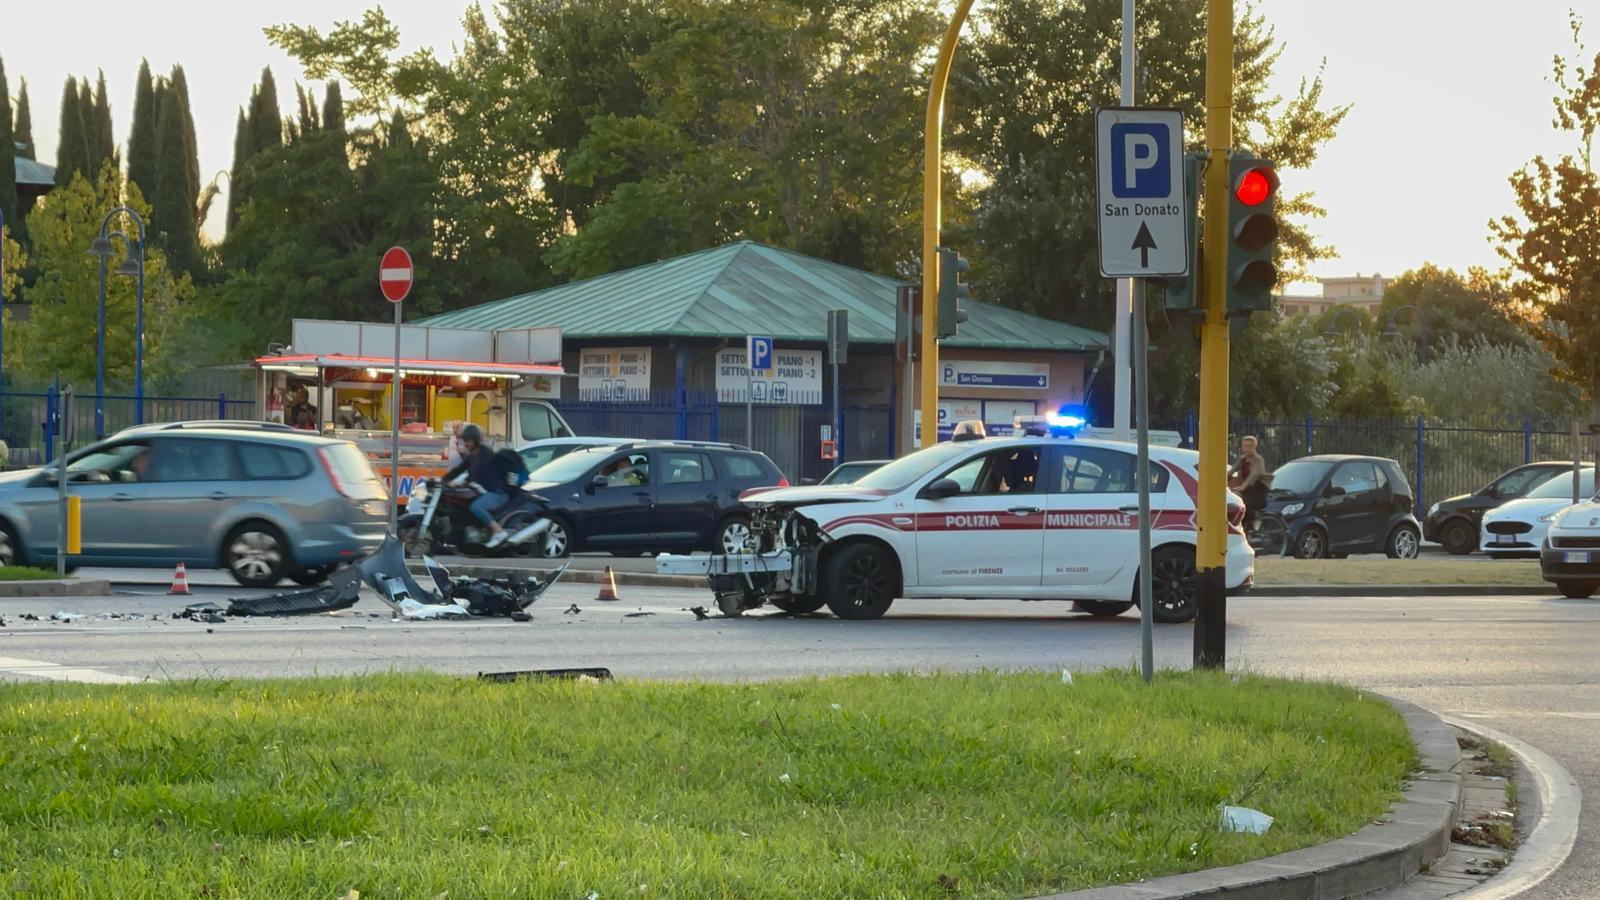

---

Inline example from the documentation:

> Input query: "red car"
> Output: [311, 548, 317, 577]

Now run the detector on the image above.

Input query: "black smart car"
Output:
[522, 441, 786, 557]
[1423, 462, 1576, 555]
[1260, 454, 1422, 559]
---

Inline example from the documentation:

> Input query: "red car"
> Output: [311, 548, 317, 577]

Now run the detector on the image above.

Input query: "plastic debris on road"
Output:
[172, 603, 226, 624]
[479, 667, 614, 683]
[396, 598, 470, 620]
[226, 567, 363, 617]
[50, 611, 85, 623]
[1220, 805, 1274, 834]
[357, 539, 565, 621]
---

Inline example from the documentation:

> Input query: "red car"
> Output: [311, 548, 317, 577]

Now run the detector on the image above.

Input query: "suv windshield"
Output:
[854, 443, 976, 493]
[1269, 459, 1333, 496]
[1528, 468, 1595, 499]
[529, 446, 615, 483]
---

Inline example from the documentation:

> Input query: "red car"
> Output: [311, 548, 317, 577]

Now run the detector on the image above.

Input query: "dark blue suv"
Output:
[522, 441, 786, 557]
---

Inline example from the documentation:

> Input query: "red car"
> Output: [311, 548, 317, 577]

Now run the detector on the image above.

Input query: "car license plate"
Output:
[1564, 551, 1590, 564]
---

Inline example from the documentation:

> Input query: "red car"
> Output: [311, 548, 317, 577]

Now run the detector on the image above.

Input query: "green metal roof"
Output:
[14, 154, 54, 187]
[420, 241, 1107, 352]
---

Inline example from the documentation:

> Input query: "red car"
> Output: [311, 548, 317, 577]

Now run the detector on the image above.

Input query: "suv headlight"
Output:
[1281, 502, 1304, 517]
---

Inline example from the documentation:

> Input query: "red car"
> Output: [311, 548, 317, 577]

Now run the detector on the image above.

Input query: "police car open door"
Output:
[913, 447, 1045, 589]
[1040, 445, 1155, 586]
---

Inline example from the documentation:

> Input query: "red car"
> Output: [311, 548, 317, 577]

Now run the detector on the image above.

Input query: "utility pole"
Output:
[919, 0, 978, 448]
[1112, 1, 1136, 440]
[1194, 0, 1234, 669]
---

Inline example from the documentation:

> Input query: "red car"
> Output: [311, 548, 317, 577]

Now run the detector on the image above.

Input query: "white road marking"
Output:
[0, 655, 144, 684]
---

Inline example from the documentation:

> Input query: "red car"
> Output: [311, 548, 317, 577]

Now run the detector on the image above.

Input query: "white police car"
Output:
[658, 417, 1254, 621]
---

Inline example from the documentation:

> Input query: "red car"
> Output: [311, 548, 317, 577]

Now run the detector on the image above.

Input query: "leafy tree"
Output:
[152, 87, 203, 278]
[1490, 15, 1600, 426]
[127, 61, 158, 200]
[0, 56, 17, 236]
[13, 77, 32, 160]
[8, 164, 194, 386]
[950, 0, 1346, 334]
[1378, 265, 1528, 354]
[54, 77, 89, 186]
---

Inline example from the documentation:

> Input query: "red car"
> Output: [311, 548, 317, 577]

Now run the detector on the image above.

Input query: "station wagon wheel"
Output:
[225, 523, 290, 588]
[715, 517, 754, 554]
[1148, 547, 1198, 623]
[824, 543, 897, 620]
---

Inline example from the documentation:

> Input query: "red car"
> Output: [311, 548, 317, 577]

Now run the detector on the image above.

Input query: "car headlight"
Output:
[1281, 502, 1304, 517]
[1538, 512, 1557, 523]
[1427, 502, 1440, 518]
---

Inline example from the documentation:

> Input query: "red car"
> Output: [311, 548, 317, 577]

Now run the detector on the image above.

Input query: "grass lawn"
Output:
[1255, 556, 1544, 587]
[0, 565, 59, 581]
[0, 671, 1415, 899]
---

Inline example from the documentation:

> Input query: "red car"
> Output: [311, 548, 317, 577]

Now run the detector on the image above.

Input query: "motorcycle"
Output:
[397, 477, 553, 558]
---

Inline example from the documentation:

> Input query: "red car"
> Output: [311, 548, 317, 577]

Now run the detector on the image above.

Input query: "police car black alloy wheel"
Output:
[825, 543, 896, 620]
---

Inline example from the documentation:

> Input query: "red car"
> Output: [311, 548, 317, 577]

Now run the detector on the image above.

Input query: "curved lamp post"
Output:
[1381, 303, 1430, 364]
[86, 207, 147, 438]
[1321, 307, 1368, 338]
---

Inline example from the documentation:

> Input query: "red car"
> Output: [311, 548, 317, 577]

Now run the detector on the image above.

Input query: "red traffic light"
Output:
[1235, 167, 1275, 206]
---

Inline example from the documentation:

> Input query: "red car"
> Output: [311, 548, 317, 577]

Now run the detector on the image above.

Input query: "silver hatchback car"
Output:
[0, 426, 389, 586]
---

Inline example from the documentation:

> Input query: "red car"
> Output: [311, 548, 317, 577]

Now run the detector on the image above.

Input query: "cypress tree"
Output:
[54, 77, 87, 186]
[388, 109, 412, 153]
[249, 68, 282, 156]
[169, 65, 200, 204]
[93, 70, 117, 171]
[153, 87, 201, 277]
[76, 79, 101, 177]
[226, 107, 250, 232]
[0, 56, 17, 238]
[128, 60, 158, 199]
[14, 78, 33, 160]
[322, 81, 347, 167]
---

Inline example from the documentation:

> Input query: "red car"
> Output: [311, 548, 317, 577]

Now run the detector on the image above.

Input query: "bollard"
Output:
[66, 495, 82, 555]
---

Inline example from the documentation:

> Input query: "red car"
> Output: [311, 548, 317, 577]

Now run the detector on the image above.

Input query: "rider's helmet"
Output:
[460, 423, 484, 446]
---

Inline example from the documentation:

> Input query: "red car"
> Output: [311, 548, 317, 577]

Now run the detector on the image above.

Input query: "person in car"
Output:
[604, 455, 648, 486]
[444, 424, 510, 549]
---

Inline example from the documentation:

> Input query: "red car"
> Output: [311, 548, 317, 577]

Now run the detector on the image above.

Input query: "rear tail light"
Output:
[317, 448, 352, 498]
[777, 476, 790, 487]
[1226, 502, 1245, 528]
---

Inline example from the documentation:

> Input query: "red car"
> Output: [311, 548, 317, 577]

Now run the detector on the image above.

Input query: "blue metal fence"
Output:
[0, 387, 255, 467]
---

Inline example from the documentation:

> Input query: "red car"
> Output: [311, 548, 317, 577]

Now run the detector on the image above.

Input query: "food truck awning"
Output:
[255, 353, 566, 380]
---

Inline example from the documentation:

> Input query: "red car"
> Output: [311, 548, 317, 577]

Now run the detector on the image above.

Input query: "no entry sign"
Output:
[380, 246, 413, 303]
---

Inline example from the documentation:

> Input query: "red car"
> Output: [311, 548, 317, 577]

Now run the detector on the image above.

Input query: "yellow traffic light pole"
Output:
[919, 0, 977, 448]
[1194, 0, 1233, 668]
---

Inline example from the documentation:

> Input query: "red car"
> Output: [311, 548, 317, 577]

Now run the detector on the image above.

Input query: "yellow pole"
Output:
[1194, 0, 1233, 668]
[66, 495, 82, 555]
[919, 0, 978, 449]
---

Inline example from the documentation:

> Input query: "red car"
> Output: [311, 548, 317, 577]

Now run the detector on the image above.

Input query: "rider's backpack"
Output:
[493, 448, 530, 488]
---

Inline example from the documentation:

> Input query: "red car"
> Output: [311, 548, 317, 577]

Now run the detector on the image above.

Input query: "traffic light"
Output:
[1156, 153, 1204, 312]
[936, 246, 971, 339]
[1226, 155, 1279, 314]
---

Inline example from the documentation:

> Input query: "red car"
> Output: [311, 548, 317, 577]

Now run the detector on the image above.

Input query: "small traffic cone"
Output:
[169, 562, 191, 595]
[595, 566, 622, 602]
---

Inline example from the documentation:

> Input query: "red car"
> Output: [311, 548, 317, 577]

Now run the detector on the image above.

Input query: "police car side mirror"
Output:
[924, 477, 961, 500]
[588, 475, 608, 493]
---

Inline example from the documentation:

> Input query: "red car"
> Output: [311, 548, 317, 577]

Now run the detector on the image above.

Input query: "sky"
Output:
[5, 0, 1597, 295]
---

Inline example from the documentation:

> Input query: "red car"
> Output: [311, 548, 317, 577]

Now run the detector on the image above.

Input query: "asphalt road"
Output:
[1, 577, 1595, 896]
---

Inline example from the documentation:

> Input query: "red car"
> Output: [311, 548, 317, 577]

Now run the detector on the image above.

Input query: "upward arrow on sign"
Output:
[1131, 221, 1157, 268]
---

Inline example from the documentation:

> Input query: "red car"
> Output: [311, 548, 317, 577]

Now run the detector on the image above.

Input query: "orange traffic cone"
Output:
[595, 566, 622, 602]
[169, 562, 191, 595]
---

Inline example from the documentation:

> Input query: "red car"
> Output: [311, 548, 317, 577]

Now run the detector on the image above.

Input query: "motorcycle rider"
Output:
[444, 424, 512, 549]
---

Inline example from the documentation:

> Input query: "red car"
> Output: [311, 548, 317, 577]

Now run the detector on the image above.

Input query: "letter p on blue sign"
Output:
[1110, 123, 1170, 199]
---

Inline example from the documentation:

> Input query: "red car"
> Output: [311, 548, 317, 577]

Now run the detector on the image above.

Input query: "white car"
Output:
[659, 429, 1253, 621]
[1481, 467, 1595, 558]
[1540, 498, 1600, 597]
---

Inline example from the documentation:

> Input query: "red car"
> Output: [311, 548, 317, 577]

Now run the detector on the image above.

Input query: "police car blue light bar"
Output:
[1016, 405, 1092, 438]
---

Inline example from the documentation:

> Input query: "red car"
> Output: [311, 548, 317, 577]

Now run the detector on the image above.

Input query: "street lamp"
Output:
[86, 208, 147, 438]
[1321, 307, 1368, 338]
[1380, 304, 1430, 364]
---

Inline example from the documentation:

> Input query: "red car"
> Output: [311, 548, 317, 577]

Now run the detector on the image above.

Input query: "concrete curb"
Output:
[1249, 584, 1550, 598]
[0, 579, 112, 598]
[1038, 696, 1461, 900]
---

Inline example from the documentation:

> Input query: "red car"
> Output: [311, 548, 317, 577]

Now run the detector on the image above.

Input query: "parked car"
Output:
[0, 427, 388, 586]
[1480, 467, 1596, 559]
[522, 441, 786, 557]
[1538, 498, 1600, 597]
[1261, 454, 1422, 559]
[817, 459, 891, 485]
[1424, 461, 1580, 555]
[517, 437, 630, 477]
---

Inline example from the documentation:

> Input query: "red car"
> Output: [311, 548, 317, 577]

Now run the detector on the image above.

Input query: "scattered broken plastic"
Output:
[1220, 805, 1274, 834]
[396, 598, 470, 620]
[50, 611, 85, 622]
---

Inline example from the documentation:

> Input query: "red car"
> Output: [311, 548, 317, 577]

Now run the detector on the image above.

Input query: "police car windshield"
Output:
[853, 443, 974, 492]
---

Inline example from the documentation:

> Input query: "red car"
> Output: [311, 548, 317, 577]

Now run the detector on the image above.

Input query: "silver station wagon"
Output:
[0, 425, 389, 586]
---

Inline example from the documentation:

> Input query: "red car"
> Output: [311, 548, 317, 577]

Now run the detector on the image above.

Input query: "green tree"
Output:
[13, 77, 33, 160]
[0, 55, 17, 237]
[321, 81, 347, 166]
[91, 70, 116, 172]
[249, 68, 283, 156]
[8, 163, 194, 386]
[225, 108, 250, 232]
[1377, 265, 1528, 354]
[169, 65, 201, 207]
[127, 60, 158, 200]
[78, 79, 101, 175]
[1491, 15, 1600, 429]
[54, 77, 88, 186]
[152, 87, 203, 278]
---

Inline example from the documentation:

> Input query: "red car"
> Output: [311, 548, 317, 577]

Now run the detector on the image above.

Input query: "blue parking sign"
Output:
[1109, 123, 1171, 199]
[747, 334, 774, 373]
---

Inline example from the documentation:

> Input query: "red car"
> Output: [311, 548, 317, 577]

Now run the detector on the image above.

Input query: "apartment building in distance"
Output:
[1277, 273, 1387, 317]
